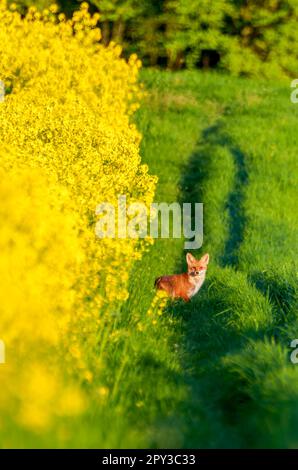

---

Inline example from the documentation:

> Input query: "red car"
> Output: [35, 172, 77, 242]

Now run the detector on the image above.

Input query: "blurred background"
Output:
[9, 0, 298, 78]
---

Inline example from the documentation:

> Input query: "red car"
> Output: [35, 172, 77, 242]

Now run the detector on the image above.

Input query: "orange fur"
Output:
[154, 253, 209, 302]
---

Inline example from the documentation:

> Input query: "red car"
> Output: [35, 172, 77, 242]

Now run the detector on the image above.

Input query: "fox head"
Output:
[186, 252, 209, 277]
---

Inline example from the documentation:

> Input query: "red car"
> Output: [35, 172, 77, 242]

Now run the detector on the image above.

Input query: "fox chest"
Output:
[187, 277, 205, 298]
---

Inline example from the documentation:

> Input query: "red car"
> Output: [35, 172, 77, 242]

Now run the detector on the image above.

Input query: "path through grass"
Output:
[104, 70, 298, 448]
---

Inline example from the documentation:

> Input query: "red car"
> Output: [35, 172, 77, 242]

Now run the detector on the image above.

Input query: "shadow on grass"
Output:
[163, 270, 273, 447]
[121, 118, 293, 448]
[221, 146, 248, 267]
[180, 122, 248, 269]
[248, 270, 297, 339]
[156, 121, 266, 446]
[169, 119, 298, 447]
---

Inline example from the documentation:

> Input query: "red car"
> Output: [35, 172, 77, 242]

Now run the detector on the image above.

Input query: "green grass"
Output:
[100, 69, 298, 448]
[16, 70, 297, 449]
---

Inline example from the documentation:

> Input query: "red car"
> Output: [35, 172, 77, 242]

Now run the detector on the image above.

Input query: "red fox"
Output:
[154, 253, 209, 302]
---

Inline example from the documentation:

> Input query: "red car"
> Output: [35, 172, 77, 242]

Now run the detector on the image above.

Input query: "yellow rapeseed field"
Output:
[0, 0, 156, 441]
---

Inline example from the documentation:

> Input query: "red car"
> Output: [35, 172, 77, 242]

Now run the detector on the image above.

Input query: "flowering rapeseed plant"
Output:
[0, 1, 156, 441]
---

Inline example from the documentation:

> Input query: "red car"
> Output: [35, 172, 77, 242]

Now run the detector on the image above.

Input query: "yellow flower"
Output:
[49, 4, 59, 13]
[0, 0, 156, 439]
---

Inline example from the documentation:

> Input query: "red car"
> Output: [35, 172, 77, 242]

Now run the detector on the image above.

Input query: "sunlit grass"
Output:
[114, 70, 298, 448]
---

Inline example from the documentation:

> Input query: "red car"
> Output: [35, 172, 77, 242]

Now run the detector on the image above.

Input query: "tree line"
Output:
[11, 0, 298, 78]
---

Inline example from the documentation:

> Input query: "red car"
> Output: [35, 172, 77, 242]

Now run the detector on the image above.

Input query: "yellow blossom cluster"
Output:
[147, 290, 169, 322]
[0, 1, 156, 439]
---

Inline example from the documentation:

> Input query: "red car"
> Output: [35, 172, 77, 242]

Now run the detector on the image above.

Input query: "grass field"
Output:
[97, 70, 298, 449]
[10, 70, 297, 449]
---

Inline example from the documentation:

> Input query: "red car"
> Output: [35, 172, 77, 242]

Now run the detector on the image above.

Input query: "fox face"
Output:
[186, 252, 209, 277]
[155, 252, 209, 302]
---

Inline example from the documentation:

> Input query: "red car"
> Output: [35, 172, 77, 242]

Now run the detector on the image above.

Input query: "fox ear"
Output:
[186, 252, 197, 266]
[200, 253, 210, 265]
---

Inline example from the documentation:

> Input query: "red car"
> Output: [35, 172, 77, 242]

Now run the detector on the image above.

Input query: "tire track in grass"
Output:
[139, 77, 297, 447]
[110, 78, 229, 447]
[177, 101, 298, 447]
[173, 116, 280, 447]
[167, 108, 293, 447]
[221, 146, 248, 268]
[189, 121, 249, 268]
[110, 73, 296, 447]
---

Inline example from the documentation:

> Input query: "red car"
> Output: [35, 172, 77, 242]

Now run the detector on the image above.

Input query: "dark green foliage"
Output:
[10, 0, 297, 77]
